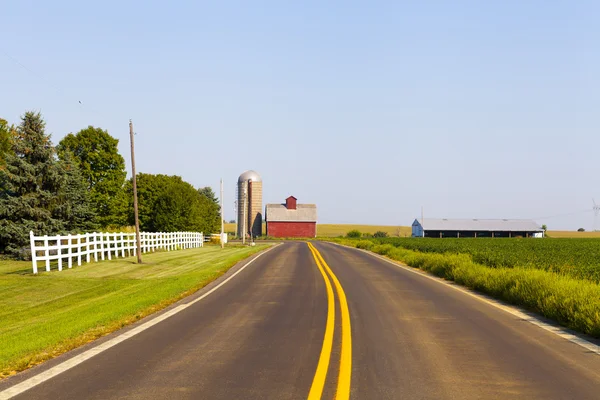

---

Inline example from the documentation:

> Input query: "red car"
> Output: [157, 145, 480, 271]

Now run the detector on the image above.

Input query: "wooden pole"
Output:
[130, 120, 142, 263]
[220, 178, 224, 249]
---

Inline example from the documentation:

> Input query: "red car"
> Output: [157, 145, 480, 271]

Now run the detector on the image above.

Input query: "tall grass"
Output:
[337, 239, 600, 338]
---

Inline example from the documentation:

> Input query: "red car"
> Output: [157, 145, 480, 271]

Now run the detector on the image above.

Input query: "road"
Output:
[2, 241, 600, 399]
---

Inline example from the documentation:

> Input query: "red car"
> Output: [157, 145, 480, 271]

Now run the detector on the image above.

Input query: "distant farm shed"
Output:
[412, 218, 544, 238]
[266, 196, 317, 238]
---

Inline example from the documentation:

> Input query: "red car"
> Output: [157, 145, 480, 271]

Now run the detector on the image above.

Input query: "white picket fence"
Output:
[29, 231, 204, 274]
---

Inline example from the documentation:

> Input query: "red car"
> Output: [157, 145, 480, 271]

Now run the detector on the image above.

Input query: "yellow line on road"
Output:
[307, 243, 336, 400]
[309, 243, 352, 400]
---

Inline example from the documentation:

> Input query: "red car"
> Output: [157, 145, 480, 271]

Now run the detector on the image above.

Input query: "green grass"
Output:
[329, 238, 600, 338]
[0, 245, 267, 379]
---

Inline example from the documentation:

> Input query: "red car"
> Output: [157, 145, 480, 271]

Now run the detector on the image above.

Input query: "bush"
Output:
[346, 230, 361, 238]
[356, 240, 374, 250]
[373, 231, 388, 238]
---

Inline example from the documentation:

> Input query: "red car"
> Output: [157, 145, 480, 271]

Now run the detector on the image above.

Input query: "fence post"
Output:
[113, 233, 118, 258]
[100, 232, 105, 261]
[77, 235, 82, 266]
[44, 235, 50, 272]
[57, 236, 63, 271]
[93, 233, 98, 262]
[85, 233, 90, 264]
[67, 234, 73, 268]
[121, 233, 125, 258]
[107, 233, 112, 260]
[30, 231, 38, 274]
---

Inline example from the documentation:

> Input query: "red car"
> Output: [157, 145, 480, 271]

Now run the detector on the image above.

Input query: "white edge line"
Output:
[0, 245, 279, 400]
[329, 242, 600, 356]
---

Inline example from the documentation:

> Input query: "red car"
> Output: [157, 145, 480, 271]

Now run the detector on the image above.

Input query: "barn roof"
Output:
[414, 218, 543, 232]
[266, 203, 317, 222]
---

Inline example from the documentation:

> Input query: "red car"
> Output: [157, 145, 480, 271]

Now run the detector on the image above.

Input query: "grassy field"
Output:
[0, 245, 267, 379]
[225, 222, 596, 239]
[329, 238, 600, 338]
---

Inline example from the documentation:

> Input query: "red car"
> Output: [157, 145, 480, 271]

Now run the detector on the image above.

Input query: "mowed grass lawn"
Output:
[0, 245, 267, 379]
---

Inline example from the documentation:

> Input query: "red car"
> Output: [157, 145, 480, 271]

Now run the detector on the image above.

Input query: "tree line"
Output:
[0, 111, 220, 258]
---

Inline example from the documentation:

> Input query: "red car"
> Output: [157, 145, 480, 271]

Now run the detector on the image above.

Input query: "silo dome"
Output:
[238, 170, 262, 183]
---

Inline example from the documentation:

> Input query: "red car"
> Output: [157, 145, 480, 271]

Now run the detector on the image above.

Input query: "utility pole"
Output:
[130, 120, 142, 263]
[234, 200, 238, 239]
[220, 178, 224, 249]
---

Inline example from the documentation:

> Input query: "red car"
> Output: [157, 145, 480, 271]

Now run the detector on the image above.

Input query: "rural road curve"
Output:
[3, 241, 600, 399]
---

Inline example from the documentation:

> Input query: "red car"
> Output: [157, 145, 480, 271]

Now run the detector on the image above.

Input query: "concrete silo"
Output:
[237, 170, 262, 238]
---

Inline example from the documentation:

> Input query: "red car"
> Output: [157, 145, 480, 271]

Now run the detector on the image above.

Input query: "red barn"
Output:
[265, 196, 317, 238]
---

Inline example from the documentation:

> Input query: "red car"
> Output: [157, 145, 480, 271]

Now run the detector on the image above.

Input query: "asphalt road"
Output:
[2, 241, 600, 399]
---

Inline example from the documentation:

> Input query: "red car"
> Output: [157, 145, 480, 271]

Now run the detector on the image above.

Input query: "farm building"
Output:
[412, 218, 544, 238]
[266, 196, 317, 238]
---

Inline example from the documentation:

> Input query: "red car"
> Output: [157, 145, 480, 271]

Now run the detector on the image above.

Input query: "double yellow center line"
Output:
[307, 242, 352, 400]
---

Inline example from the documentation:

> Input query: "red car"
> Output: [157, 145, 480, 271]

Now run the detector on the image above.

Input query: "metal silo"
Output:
[237, 170, 262, 239]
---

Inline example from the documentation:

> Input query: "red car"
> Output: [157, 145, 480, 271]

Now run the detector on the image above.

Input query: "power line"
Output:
[530, 209, 592, 221]
[1, 48, 85, 107]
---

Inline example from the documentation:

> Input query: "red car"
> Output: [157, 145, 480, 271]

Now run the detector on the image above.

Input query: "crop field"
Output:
[224, 223, 412, 237]
[0, 245, 267, 379]
[225, 223, 595, 239]
[373, 237, 600, 282]
[329, 237, 600, 337]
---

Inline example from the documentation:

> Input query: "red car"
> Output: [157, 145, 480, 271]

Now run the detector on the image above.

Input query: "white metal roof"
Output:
[266, 203, 317, 222]
[414, 218, 543, 232]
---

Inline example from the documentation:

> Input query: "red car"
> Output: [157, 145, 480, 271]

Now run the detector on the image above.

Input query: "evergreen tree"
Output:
[0, 112, 65, 258]
[55, 151, 98, 232]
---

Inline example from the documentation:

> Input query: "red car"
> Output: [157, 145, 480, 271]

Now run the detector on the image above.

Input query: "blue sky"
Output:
[2, 1, 598, 229]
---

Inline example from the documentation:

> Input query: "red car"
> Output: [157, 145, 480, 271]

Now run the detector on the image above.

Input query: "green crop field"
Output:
[0, 245, 267, 379]
[328, 237, 600, 337]
[373, 237, 600, 282]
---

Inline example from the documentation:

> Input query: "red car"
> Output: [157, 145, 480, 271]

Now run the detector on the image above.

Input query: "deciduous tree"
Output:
[58, 126, 127, 227]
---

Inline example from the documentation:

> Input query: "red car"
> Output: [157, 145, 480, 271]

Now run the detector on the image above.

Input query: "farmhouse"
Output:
[265, 196, 317, 238]
[412, 218, 544, 238]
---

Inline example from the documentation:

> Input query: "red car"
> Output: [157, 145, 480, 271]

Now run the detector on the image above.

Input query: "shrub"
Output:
[373, 231, 388, 238]
[356, 240, 374, 250]
[346, 230, 361, 238]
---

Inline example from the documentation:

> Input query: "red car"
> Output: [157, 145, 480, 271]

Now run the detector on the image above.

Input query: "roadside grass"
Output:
[0, 245, 267, 379]
[329, 239, 600, 338]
